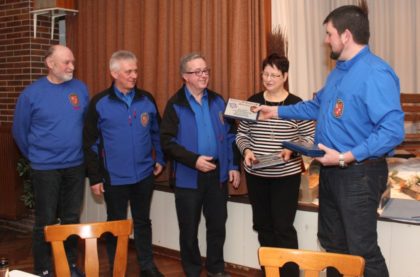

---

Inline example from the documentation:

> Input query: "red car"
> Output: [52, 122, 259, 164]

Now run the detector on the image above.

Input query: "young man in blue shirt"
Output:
[256, 5, 404, 277]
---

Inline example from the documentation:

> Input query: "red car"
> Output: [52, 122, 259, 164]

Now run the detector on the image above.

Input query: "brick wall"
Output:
[0, 0, 59, 125]
[0, 0, 60, 219]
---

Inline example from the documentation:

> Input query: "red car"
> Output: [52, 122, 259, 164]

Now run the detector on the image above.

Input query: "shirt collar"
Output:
[113, 85, 135, 106]
[336, 46, 369, 71]
[114, 86, 135, 99]
[184, 86, 208, 103]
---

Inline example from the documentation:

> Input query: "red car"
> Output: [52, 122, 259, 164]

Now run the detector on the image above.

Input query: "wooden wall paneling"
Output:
[0, 125, 26, 219]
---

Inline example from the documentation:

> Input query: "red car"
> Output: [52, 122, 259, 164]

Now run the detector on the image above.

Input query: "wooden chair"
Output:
[44, 219, 133, 277]
[258, 247, 365, 277]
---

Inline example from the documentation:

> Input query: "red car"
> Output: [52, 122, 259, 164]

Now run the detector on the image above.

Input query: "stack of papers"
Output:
[251, 153, 285, 169]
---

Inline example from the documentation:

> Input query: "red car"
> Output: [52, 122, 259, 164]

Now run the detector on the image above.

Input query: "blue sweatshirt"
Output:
[279, 47, 405, 161]
[12, 77, 89, 170]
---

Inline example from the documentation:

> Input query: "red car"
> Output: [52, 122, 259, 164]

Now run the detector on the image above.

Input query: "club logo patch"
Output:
[141, 112, 149, 127]
[333, 99, 344, 118]
[68, 93, 80, 110]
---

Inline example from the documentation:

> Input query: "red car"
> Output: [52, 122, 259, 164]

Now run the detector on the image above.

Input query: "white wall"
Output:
[271, 0, 420, 100]
[81, 186, 420, 276]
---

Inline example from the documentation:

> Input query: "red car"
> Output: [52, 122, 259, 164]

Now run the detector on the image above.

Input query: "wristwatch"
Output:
[338, 153, 347, 168]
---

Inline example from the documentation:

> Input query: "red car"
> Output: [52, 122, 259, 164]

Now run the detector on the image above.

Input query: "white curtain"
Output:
[271, 0, 420, 99]
[368, 0, 420, 93]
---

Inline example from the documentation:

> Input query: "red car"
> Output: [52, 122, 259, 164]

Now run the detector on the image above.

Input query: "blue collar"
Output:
[114, 86, 135, 107]
[184, 86, 208, 104]
[336, 46, 369, 71]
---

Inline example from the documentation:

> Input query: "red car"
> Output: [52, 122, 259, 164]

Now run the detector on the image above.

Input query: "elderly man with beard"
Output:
[13, 45, 89, 277]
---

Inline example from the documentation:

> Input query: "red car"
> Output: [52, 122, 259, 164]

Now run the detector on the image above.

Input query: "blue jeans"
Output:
[318, 159, 389, 277]
[31, 164, 85, 274]
[103, 174, 156, 270]
[174, 166, 228, 277]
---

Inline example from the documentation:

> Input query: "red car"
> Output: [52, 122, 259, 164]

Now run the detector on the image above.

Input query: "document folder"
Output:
[282, 141, 325, 157]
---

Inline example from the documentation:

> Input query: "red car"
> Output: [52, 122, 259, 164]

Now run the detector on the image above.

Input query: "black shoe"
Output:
[207, 272, 231, 277]
[70, 264, 85, 277]
[140, 267, 164, 277]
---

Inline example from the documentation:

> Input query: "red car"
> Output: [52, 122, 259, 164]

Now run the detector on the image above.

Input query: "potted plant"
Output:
[17, 157, 35, 209]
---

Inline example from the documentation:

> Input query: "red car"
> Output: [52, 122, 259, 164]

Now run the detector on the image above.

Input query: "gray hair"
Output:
[179, 52, 207, 74]
[109, 50, 137, 72]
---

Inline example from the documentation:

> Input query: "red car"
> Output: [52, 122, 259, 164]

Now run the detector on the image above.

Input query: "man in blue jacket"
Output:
[160, 52, 240, 277]
[83, 50, 165, 277]
[256, 6, 404, 277]
[13, 45, 89, 277]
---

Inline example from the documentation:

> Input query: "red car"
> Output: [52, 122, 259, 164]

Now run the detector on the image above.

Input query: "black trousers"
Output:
[32, 164, 85, 275]
[246, 172, 301, 277]
[104, 174, 156, 270]
[174, 167, 228, 277]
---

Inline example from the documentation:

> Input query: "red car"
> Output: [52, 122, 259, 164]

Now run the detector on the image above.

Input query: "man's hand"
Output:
[91, 182, 104, 196]
[315, 143, 354, 166]
[195, 155, 217, 172]
[243, 149, 256, 167]
[229, 170, 241, 189]
[253, 105, 278, 120]
[153, 162, 163, 176]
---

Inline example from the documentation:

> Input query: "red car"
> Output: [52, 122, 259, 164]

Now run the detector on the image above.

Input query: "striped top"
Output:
[236, 91, 315, 178]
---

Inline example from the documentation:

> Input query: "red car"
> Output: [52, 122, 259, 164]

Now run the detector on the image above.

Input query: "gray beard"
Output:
[61, 74, 73, 82]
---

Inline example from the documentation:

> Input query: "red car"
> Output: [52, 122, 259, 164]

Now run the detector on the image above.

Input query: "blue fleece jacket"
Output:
[160, 86, 239, 189]
[83, 85, 165, 186]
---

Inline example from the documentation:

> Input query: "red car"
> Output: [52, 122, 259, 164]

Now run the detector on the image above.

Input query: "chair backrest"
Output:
[258, 247, 365, 277]
[44, 219, 133, 277]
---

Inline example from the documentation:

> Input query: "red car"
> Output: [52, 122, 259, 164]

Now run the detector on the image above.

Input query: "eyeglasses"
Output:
[184, 69, 211, 77]
[261, 72, 282, 79]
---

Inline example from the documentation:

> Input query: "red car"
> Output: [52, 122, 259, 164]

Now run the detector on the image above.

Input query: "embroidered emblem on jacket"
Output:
[68, 93, 80, 110]
[141, 112, 149, 127]
[333, 99, 344, 118]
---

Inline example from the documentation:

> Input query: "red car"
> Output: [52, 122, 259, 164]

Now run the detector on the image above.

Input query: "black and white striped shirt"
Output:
[236, 92, 315, 178]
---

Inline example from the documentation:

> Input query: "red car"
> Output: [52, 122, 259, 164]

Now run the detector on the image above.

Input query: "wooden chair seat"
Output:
[44, 219, 133, 277]
[258, 247, 365, 277]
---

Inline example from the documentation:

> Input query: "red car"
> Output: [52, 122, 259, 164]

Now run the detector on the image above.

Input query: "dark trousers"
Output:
[246, 172, 300, 277]
[103, 174, 156, 270]
[174, 168, 228, 277]
[31, 164, 85, 274]
[318, 159, 389, 277]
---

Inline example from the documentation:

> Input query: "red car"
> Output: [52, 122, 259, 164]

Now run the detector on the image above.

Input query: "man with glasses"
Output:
[83, 50, 165, 277]
[160, 52, 240, 277]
